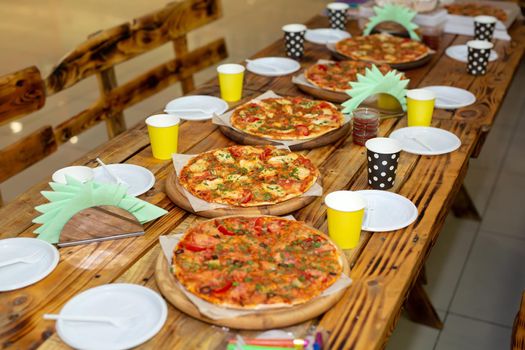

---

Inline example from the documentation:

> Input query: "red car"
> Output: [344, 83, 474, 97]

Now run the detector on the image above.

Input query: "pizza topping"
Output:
[179, 146, 319, 207]
[231, 97, 344, 140]
[305, 60, 398, 92]
[445, 3, 507, 21]
[335, 34, 430, 65]
[173, 216, 343, 308]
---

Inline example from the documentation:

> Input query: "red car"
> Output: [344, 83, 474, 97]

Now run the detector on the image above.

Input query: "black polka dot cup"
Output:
[474, 16, 497, 42]
[365, 137, 402, 190]
[327, 2, 350, 30]
[282, 24, 307, 59]
[466, 40, 493, 76]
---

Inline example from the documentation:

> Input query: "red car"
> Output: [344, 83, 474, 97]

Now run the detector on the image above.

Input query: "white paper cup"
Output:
[282, 24, 307, 33]
[52, 166, 94, 184]
[474, 15, 497, 24]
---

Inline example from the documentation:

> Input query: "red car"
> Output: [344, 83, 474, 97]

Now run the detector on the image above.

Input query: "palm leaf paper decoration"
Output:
[342, 65, 409, 114]
[363, 4, 420, 41]
[33, 175, 168, 244]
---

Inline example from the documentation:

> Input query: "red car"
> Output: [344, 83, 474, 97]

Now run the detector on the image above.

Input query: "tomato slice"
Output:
[259, 147, 273, 161]
[240, 190, 253, 204]
[246, 116, 260, 123]
[319, 102, 331, 109]
[295, 125, 310, 136]
[318, 64, 327, 71]
[229, 147, 243, 158]
[254, 217, 264, 235]
[212, 281, 233, 294]
[182, 242, 208, 252]
[217, 224, 235, 236]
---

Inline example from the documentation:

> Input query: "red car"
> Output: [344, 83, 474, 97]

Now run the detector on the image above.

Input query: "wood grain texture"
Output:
[0, 66, 45, 125]
[45, 0, 222, 94]
[165, 170, 322, 218]
[0, 126, 57, 183]
[95, 67, 127, 138]
[53, 38, 227, 144]
[218, 122, 351, 151]
[155, 234, 350, 330]
[0, 14, 523, 350]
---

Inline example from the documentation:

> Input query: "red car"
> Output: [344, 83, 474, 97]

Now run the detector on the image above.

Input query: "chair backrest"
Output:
[0, 0, 227, 205]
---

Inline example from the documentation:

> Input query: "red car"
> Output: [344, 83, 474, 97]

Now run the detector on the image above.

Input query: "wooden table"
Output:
[1, 15, 524, 350]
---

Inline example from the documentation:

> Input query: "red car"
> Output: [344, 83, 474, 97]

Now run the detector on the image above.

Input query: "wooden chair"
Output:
[0, 0, 228, 205]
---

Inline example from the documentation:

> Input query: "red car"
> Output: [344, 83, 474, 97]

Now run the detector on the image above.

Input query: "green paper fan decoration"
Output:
[342, 65, 410, 114]
[364, 4, 420, 41]
[33, 175, 168, 244]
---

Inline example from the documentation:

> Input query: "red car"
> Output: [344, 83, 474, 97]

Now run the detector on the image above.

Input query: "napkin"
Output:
[342, 65, 409, 114]
[364, 4, 420, 40]
[33, 175, 168, 244]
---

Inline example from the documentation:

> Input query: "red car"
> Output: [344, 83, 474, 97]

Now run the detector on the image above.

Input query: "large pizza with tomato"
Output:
[445, 3, 507, 22]
[178, 145, 319, 207]
[305, 61, 395, 92]
[172, 216, 343, 309]
[335, 34, 431, 65]
[230, 96, 344, 140]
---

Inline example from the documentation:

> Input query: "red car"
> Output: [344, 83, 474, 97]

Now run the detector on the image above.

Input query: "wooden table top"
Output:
[1, 15, 524, 350]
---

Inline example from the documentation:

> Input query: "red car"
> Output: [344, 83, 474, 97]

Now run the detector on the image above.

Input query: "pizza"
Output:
[172, 216, 343, 309]
[178, 145, 319, 207]
[305, 61, 395, 92]
[230, 96, 344, 140]
[335, 34, 431, 65]
[445, 3, 507, 22]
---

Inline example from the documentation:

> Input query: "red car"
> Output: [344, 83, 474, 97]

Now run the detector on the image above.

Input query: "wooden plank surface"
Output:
[0, 14, 523, 350]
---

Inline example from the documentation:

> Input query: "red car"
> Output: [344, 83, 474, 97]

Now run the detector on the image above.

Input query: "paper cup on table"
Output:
[327, 2, 349, 30]
[146, 114, 180, 160]
[407, 89, 435, 127]
[282, 24, 307, 59]
[474, 16, 497, 41]
[365, 137, 402, 190]
[325, 191, 366, 249]
[467, 40, 493, 76]
[217, 64, 245, 102]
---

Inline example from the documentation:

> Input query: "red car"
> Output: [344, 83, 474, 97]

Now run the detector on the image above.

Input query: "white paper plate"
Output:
[93, 164, 155, 197]
[246, 57, 301, 77]
[356, 190, 418, 232]
[0, 238, 59, 292]
[389, 127, 462, 156]
[423, 86, 476, 109]
[445, 44, 498, 63]
[164, 95, 229, 121]
[305, 28, 351, 45]
[56, 284, 167, 350]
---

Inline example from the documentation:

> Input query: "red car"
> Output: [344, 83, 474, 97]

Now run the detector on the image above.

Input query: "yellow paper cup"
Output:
[145, 114, 180, 160]
[407, 89, 435, 127]
[217, 63, 245, 102]
[325, 191, 366, 249]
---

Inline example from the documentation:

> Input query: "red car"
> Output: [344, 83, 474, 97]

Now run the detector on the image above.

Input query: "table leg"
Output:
[404, 271, 444, 330]
[452, 183, 481, 221]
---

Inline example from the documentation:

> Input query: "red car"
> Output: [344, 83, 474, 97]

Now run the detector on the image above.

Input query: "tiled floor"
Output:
[1, 1, 524, 349]
[387, 60, 525, 350]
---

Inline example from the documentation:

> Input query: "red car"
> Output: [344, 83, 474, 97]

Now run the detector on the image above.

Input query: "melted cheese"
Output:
[213, 150, 235, 164]
[268, 154, 298, 165]
[239, 159, 260, 170]
[295, 167, 311, 180]
[194, 178, 224, 191]
[188, 159, 208, 172]
[262, 184, 285, 196]
[259, 168, 277, 177]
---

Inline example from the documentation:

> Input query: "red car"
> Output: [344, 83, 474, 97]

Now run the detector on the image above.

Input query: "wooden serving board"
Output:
[295, 81, 349, 104]
[154, 230, 350, 330]
[218, 122, 351, 151]
[165, 170, 322, 218]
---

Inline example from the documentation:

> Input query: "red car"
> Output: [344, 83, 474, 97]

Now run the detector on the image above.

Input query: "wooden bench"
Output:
[0, 0, 228, 205]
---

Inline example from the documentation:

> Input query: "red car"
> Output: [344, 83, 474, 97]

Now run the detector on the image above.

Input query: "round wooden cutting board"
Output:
[165, 170, 322, 218]
[218, 122, 351, 151]
[295, 82, 350, 104]
[154, 231, 350, 330]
